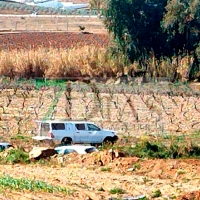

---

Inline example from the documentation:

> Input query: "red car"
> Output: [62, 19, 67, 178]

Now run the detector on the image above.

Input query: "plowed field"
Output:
[0, 31, 109, 50]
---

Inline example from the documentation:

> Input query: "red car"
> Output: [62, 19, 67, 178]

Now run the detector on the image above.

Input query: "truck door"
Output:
[74, 123, 87, 143]
[51, 123, 65, 141]
[87, 123, 102, 143]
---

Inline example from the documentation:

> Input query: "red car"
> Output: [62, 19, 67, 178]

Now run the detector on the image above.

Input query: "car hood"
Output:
[102, 129, 116, 133]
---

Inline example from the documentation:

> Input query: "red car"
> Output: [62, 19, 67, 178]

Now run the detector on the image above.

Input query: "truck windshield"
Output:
[87, 124, 100, 131]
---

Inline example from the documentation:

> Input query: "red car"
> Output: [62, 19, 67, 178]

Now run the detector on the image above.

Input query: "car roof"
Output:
[0, 142, 11, 146]
[55, 145, 96, 150]
[35, 120, 95, 124]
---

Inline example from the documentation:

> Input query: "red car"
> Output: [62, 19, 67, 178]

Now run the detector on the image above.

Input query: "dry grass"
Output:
[0, 45, 194, 80]
[0, 46, 125, 78]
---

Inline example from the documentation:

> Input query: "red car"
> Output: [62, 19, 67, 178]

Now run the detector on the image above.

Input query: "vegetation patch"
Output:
[0, 149, 30, 164]
[111, 134, 200, 159]
[109, 187, 126, 195]
[0, 175, 73, 195]
[100, 167, 111, 172]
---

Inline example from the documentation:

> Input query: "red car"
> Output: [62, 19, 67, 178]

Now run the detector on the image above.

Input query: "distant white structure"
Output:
[61, 2, 88, 10]
[9, 0, 26, 2]
[25, 0, 88, 10]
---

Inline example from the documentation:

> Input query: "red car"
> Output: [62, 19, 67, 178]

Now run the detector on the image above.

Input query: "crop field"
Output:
[0, 15, 200, 200]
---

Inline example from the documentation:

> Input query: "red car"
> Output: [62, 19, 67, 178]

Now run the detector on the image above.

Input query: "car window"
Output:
[75, 124, 85, 130]
[87, 124, 100, 131]
[85, 147, 98, 153]
[52, 123, 65, 130]
[0, 145, 5, 151]
[41, 123, 50, 132]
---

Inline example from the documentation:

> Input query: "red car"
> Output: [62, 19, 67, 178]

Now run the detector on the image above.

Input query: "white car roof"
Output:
[55, 145, 98, 154]
[0, 142, 11, 146]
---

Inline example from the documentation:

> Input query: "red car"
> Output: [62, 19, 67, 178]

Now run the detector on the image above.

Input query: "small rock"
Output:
[127, 168, 135, 172]
[29, 147, 57, 159]
[122, 194, 146, 200]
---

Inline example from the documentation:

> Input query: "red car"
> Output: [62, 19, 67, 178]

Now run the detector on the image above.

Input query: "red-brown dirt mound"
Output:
[177, 191, 200, 200]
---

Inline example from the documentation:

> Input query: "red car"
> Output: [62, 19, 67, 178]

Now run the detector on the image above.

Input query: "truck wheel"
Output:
[103, 137, 114, 146]
[61, 137, 72, 145]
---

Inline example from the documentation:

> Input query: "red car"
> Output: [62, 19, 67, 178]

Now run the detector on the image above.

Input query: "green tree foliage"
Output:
[89, 0, 106, 14]
[162, 0, 200, 54]
[103, 0, 168, 62]
[103, 0, 200, 65]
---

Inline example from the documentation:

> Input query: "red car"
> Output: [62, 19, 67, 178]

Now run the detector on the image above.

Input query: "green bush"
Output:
[117, 141, 170, 159]
[109, 187, 126, 194]
[113, 138, 200, 159]
[0, 149, 30, 164]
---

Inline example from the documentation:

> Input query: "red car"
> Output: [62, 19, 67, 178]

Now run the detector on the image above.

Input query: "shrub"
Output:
[109, 187, 126, 194]
[0, 149, 30, 164]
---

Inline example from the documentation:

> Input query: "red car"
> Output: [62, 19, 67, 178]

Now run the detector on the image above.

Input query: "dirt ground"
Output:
[0, 151, 200, 200]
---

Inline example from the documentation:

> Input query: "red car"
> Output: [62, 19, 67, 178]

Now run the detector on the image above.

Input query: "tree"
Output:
[103, 0, 200, 61]
[162, 0, 200, 79]
[89, 0, 106, 14]
[103, 0, 168, 63]
[162, 0, 200, 54]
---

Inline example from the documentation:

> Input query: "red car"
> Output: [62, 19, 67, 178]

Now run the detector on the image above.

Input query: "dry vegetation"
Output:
[0, 46, 125, 78]
[0, 31, 197, 80]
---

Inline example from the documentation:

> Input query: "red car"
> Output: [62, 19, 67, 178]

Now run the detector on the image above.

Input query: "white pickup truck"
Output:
[33, 120, 118, 145]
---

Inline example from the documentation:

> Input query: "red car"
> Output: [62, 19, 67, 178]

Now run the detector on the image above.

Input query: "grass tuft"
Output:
[109, 187, 126, 194]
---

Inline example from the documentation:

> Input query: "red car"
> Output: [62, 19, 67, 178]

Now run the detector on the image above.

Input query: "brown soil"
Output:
[0, 31, 109, 50]
[0, 151, 200, 200]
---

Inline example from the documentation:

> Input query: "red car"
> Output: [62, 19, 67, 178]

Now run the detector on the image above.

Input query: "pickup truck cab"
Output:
[33, 120, 118, 145]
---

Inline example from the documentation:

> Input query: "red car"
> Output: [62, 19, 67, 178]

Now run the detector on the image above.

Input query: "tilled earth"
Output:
[0, 151, 200, 200]
[0, 32, 109, 50]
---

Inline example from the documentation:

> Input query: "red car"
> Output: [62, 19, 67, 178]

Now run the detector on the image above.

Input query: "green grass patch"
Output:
[100, 167, 111, 172]
[11, 134, 31, 140]
[108, 135, 200, 159]
[0, 175, 74, 195]
[152, 189, 162, 198]
[109, 187, 126, 194]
